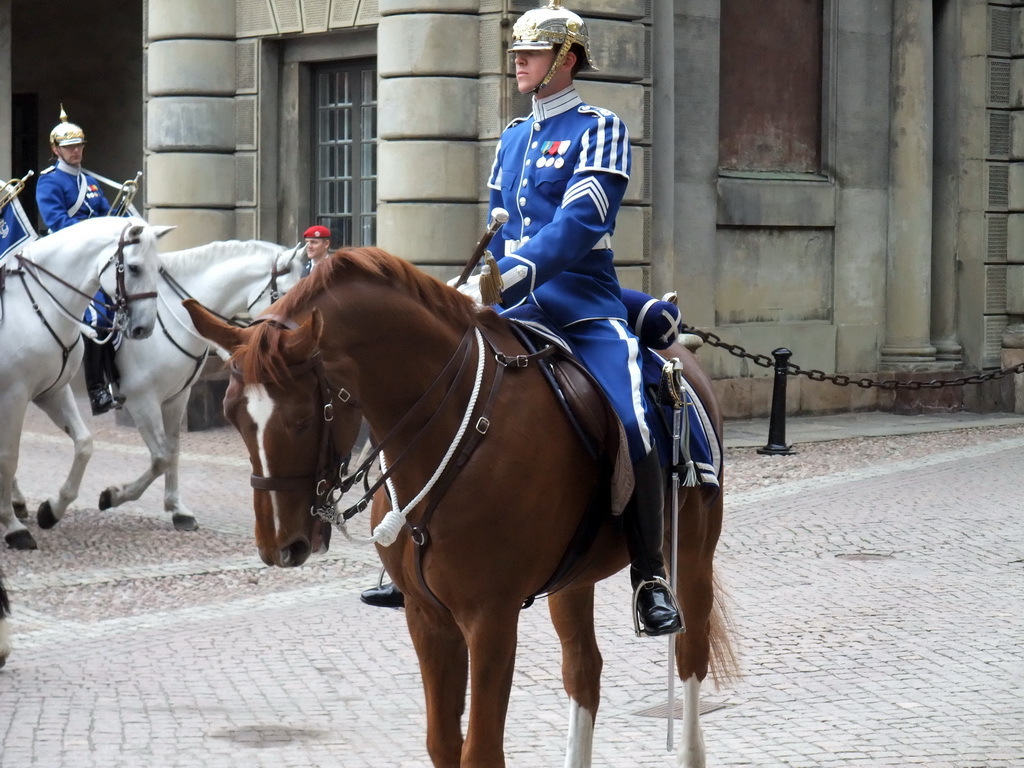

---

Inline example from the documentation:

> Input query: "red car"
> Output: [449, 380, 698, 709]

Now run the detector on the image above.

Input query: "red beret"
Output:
[304, 225, 331, 239]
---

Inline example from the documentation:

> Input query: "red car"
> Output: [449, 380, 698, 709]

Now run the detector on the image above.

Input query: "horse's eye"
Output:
[127, 264, 141, 277]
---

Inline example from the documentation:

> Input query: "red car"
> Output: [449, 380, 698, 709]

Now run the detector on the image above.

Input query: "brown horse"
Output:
[184, 246, 735, 768]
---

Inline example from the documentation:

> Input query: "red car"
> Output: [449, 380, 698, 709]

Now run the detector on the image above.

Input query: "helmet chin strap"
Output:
[534, 38, 574, 94]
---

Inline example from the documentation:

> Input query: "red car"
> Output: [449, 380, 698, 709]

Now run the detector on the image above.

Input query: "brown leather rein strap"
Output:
[327, 327, 478, 523]
[229, 315, 349, 510]
[112, 223, 157, 305]
[235, 317, 481, 522]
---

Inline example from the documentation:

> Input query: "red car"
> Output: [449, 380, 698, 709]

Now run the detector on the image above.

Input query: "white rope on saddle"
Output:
[339, 326, 487, 547]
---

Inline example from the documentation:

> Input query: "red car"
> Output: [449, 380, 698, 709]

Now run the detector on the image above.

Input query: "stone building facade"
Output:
[3, 0, 1024, 417]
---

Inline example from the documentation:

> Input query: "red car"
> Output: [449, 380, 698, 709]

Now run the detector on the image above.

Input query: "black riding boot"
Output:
[360, 568, 405, 609]
[82, 337, 114, 415]
[625, 449, 683, 636]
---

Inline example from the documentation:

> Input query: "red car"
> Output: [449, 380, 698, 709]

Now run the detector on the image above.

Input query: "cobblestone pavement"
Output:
[1, 398, 1022, 767]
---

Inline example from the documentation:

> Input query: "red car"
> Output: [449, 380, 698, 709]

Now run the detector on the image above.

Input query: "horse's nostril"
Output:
[131, 327, 145, 339]
[280, 539, 311, 567]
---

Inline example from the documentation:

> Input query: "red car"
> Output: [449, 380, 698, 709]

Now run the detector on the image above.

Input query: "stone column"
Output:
[0, 0, 11, 179]
[929, 0, 962, 365]
[376, 1, 481, 266]
[881, 0, 937, 369]
[673, 2, 721, 328]
[650, 0, 675, 297]
[145, 0, 236, 250]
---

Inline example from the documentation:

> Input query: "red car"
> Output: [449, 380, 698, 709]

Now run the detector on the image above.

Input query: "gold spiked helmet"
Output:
[510, 1, 596, 91]
[49, 105, 86, 147]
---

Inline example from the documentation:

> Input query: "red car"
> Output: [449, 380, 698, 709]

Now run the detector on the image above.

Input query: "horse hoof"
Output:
[37, 502, 59, 530]
[172, 514, 198, 532]
[98, 489, 113, 511]
[13, 501, 27, 521]
[5, 529, 37, 550]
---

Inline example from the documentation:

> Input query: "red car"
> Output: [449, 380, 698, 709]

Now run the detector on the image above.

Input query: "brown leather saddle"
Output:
[504, 320, 634, 605]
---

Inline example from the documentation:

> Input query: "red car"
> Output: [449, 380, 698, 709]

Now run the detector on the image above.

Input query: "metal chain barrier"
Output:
[682, 325, 1024, 390]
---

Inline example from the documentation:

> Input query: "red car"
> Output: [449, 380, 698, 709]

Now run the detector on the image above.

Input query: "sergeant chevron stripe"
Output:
[562, 178, 610, 221]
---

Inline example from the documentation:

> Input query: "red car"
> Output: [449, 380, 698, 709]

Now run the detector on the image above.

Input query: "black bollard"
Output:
[757, 347, 796, 456]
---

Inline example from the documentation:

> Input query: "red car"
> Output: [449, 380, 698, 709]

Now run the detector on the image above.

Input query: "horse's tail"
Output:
[707, 571, 741, 689]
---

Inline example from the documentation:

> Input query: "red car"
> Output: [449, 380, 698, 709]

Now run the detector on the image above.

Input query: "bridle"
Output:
[13, 222, 156, 331]
[233, 315, 554, 610]
[6, 223, 156, 396]
[234, 321, 507, 531]
[237, 336, 354, 521]
[246, 244, 301, 315]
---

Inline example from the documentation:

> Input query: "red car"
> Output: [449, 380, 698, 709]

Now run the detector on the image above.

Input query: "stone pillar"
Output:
[145, 0, 236, 251]
[0, 0, 11, 179]
[673, 2, 720, 328]
[881, 0, 937, 369]
[376, 1, 481, 265]
[929, 0, 962, 365]
[650, 0, 675, 297]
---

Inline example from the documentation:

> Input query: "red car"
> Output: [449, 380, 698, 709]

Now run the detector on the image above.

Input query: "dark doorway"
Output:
[11, 93, 39, 226]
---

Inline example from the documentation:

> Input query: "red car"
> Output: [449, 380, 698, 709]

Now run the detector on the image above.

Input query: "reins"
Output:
[235, 310, 556, 612]
[13, 223, 153, 331]
[236, 321, 482, 527]
[245, 245, 301, 314]
[5, 222, 152, 398]
[154, 246, 300, 398]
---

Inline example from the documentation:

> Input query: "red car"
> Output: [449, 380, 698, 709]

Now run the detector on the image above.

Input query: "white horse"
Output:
[90, 240, 306, 531]
[0, 217, 168, 550]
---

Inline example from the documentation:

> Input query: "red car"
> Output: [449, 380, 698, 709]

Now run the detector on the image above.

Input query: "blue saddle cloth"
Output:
[502, 304, 722, 497]
[641, 349, 722, 497]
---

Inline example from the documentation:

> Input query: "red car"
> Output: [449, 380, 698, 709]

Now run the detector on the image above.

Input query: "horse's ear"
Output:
[283, 309, 323, 361]
[151, 225, 176, 240]
[183, 298, 245, 353]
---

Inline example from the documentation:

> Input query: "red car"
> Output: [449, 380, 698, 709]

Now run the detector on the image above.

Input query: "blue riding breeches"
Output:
[562, 317, 653, 464]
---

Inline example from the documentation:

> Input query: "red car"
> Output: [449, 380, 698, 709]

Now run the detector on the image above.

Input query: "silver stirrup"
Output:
[631, 576, 684, 638]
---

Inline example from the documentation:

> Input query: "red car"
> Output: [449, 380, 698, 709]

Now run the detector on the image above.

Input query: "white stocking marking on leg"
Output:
[563, 698, 594, 768]
[676, 676, 706, 768]
[244, 384, 280, 536]
[0, 619, 11, 664]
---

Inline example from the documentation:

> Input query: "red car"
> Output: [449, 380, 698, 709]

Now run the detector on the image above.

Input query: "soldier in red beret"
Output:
[302, 225, 332, 276]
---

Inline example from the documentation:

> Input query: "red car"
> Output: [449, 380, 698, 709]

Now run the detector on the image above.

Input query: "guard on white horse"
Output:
[0, 216, 169, 550]
[94, 239, 306, 531]
[36, 107, 122, 416]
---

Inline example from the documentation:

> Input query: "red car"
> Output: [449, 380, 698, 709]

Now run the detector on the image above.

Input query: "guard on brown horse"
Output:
[365, 1, 684, 636]
[183, 241, 734, 767]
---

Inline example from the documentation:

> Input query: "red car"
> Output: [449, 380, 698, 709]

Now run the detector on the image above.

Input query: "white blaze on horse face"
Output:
[564, 698, 595, 768]
[244, 383, 282, 536]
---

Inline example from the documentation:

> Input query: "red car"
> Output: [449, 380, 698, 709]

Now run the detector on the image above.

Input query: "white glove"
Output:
[447, 274, 483, 306]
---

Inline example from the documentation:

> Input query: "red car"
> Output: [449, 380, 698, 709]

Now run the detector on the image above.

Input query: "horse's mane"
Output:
[161, 240, 291, 273]
[236, 247, 486, 385]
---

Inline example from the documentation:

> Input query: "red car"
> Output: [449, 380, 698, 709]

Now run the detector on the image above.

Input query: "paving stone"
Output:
[1, 401, 1022, 766]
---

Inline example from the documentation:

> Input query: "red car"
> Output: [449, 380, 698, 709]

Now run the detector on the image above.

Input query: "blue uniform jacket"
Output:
[487, 86, 630, 328]
[36, 161, 111, 232]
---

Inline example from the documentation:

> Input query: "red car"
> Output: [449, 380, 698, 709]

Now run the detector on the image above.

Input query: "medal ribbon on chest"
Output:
[537, 140, 571, 168]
